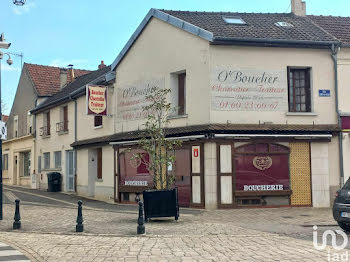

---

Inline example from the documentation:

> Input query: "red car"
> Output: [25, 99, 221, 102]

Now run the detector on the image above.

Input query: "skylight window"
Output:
[223, 16, 246, 25]
[275, 22, 294, 28]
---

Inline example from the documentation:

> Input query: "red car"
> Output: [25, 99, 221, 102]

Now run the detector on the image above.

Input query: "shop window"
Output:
[54, 151, 62, 168]
[97, 148, 102, 179]
[235, 143, 290, 192]
[2, 154, 8, 170]
[43, 152, 50, 169]
[119, 149, 151, 188]
[288, 67, 311, 112]
[94, 116, 103, 127]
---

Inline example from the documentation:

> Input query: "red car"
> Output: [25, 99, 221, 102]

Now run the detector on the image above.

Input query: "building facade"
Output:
[71, 1, 345, 209]
[31, 63, 116, 200]
[3, 63, 90, 188]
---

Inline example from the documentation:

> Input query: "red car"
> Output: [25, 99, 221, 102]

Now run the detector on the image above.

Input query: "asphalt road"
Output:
[2, 184, 202, 215]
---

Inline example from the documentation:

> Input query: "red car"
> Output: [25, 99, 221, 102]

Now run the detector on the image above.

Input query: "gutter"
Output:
[331, 44, 345, 186]
[212, 36, 340, 48]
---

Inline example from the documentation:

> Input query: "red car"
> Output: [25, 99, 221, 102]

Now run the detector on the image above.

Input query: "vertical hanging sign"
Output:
[86, 85, 107, 115]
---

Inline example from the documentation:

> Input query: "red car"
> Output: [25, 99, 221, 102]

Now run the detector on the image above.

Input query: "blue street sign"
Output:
[319, 90, 331, 97]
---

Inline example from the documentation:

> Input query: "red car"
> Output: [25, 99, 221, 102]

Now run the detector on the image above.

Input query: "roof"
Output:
[161, 10, 337, 43]
[71, 123, 339, 148]
[308, 15, 350, 46]
[112, 9, 339, 70]
[25, 63, 91, 97]
[2, 115, 8, 122]
[31, 65, 112, 114]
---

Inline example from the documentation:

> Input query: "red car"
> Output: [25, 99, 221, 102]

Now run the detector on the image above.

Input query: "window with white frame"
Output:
[43, 152, 50, 169]
[54, 151, 62, 168]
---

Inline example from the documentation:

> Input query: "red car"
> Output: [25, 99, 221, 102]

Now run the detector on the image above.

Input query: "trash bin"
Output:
[47, 172, 62, 192]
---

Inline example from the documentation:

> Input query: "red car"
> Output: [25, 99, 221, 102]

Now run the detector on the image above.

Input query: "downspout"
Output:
[69, 95, 78, 192]
[74, 98, 77, 192]
[331, 44, 344, 186]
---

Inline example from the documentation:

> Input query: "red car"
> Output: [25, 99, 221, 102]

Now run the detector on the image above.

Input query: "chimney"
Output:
[291, 0, 306, 16]
[59, 68, 68, 88]
[67, 64, 75, 82]
[98, 60, 106, 70]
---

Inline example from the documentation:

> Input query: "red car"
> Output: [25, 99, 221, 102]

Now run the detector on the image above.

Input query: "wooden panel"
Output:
[290, 142, 312, 206]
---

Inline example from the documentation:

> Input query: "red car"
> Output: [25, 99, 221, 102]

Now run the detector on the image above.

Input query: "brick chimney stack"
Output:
[98, 60, 106, 70]
[291, 0, 306, 16]
[67, 64, 75, 82]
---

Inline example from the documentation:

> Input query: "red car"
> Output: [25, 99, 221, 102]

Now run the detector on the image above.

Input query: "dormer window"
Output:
[223, 16, 246, 25]
[275, 22, 294, 28]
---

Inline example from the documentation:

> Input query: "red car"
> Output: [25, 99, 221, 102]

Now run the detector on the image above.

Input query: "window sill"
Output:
[168, 114, 188, 120]
[94, 125, 103, 129]
[41, 135, 51, 139]
[58, 130, 69, 135]
[285, 112, 317, 116]
[95, 178, 103, 182]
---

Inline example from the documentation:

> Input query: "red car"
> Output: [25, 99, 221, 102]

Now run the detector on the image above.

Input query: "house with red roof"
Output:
[2, 63, 90, 187]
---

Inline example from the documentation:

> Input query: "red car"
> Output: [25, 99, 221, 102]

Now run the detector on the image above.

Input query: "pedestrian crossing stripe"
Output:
[0, 242, 30, 261]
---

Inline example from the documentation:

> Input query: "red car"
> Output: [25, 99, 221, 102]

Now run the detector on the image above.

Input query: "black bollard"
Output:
[137, 201, 145, 234]
[13, 199, 21, 230]
[76, 200, 83, 232]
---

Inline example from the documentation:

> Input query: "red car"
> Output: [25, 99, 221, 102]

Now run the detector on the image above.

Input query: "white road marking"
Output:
[0, 242, 30, 261]
[4, 191, 18, 203]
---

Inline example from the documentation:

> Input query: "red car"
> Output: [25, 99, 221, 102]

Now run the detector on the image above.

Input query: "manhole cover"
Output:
[281, 216, 293, 219]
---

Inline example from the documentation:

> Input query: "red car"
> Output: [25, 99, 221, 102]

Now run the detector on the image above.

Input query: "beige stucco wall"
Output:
[76, 146, 114, 201]
[2, 135, 34, 187]
[114, 17, 211, 133]
[35, 102, 75, 191]
[209, 46, 337, 125]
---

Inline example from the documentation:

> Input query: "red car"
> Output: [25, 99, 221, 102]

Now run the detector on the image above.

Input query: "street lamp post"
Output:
[0, 33, 11, 220]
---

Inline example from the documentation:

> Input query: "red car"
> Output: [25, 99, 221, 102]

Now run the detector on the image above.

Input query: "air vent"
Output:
[223, 16, 246, 25]
[275, 22, 294, 28]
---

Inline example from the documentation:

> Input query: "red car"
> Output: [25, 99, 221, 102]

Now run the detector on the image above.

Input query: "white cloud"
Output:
[49, 59, 89, 68]
[1, 64, 21, 72]
[12, 2, 36, 16]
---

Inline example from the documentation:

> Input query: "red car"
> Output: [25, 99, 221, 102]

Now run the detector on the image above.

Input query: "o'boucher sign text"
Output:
[87, 85, 107, 115]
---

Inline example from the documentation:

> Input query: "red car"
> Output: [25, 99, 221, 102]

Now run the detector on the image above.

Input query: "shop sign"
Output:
[244, 185, 284, 191]
[117, 78, 164, 120]
[124, 181, 148, 186]
[86, 85, 107, 115]
[210, 68, 288, 111]
[319, 90, 330, 97]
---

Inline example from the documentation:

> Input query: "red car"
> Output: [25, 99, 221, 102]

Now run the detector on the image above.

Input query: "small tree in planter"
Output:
[135, 87, 182, 221]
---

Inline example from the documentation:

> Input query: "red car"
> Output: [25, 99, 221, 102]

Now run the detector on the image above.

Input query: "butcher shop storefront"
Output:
[108, 124, 336, 209]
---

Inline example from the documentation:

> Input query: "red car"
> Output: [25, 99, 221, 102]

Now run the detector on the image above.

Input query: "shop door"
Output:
[174, 149, 191, 207]
[66, 150, 75, 192]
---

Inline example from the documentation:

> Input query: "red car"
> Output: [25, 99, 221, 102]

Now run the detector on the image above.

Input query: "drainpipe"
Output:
[331, 44, 344, 186]
[69, 95, 78, 192]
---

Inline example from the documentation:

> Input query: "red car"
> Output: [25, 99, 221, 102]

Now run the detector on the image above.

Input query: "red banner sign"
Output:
[87, 85, 107, 115]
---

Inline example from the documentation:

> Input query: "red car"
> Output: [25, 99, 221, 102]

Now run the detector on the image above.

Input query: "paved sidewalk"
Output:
[0, 241, 30, 261]
[0, 185, 347, 261]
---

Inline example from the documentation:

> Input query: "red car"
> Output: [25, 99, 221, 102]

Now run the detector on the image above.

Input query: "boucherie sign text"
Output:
[211, 68, 288, 111]
[86, 85, 107, 115]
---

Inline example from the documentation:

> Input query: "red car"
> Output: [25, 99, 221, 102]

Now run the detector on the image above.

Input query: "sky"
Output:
[0, 0, 349, 115]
